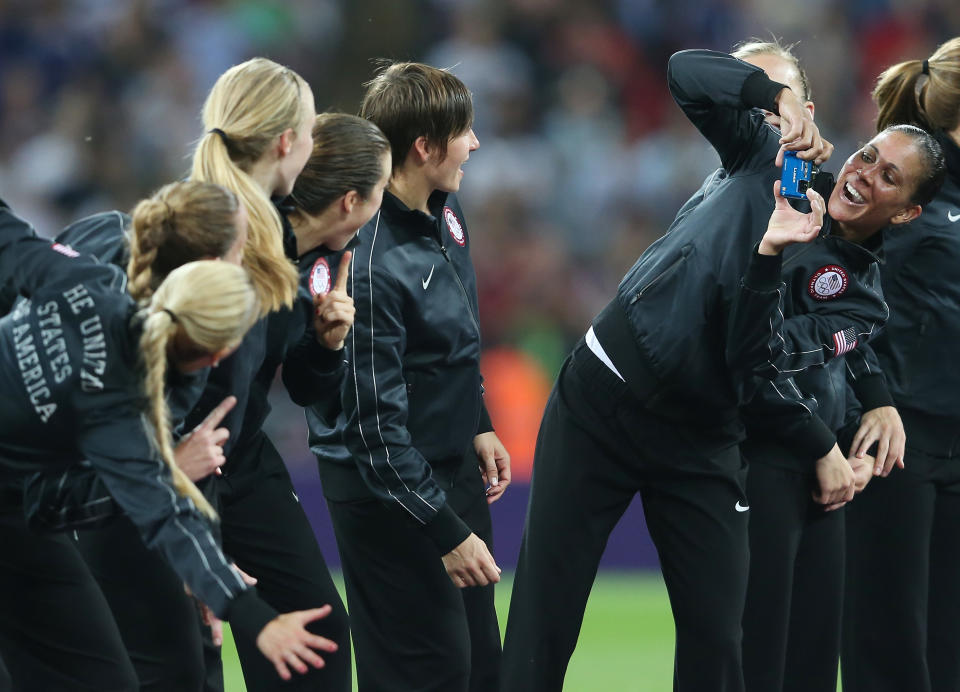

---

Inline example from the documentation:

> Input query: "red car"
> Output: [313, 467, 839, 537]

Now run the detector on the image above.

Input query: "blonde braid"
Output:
[140, 260, 260, 520]
[127, 196, 167, 303]
[139, 310, 218, 519]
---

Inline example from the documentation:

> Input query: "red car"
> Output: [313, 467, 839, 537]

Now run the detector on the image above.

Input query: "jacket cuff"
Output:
[792, 415, 838, 463]
[305, 339, 346, 372]
[225, 589, 279, 644]
[477, 402, 493, 435]
[421, 503, 472, 555]
[850, 373, 894, 411]
[741, 70, 788, 112]
[743, 245, 782, 292]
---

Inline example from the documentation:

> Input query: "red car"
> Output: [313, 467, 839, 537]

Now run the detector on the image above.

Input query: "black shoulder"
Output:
[56, 211, 130, 268]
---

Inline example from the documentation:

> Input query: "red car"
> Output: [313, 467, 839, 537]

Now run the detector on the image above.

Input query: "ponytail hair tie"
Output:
[162, 308, 178, 324]
[922, 59, 930, 75]
[209, 128, 231, 146]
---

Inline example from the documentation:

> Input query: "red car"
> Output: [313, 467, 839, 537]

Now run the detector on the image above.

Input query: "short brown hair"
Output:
[360, 61, 473, 171]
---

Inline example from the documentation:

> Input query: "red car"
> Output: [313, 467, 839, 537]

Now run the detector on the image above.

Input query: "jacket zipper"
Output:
[439, 243, 481, 338]
[629, 247, 690, 305]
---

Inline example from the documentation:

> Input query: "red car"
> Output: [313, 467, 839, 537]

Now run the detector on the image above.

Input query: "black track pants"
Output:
[0, 515, 138, 692]
[740, 459, 844, 692]
[501, 343, 750, 692]
[842, 411, 960, 692]
[327, 461, 501, 692]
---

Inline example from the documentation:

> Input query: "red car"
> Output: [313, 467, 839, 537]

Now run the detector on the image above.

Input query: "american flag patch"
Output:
[833, 326, 858, 356]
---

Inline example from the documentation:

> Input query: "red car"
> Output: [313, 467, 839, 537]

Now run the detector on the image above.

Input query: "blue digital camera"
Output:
[780, 150, 813, 199]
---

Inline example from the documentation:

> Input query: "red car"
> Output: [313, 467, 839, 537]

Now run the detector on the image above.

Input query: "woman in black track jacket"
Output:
[0, 202, 335, 690]
[843, 38, 960, 692]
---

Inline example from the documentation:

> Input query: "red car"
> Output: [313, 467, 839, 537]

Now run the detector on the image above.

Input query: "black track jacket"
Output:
[0, 202, 276, 637]
[594, 50, 888, 445]
[871, 130, 960, 420]
[340, 190, 493, 555]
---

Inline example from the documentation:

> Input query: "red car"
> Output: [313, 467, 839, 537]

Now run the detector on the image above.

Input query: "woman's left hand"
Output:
[759, 180, 825, 256]
[314, 251, 354, 351]
[474, 432, 511, 504]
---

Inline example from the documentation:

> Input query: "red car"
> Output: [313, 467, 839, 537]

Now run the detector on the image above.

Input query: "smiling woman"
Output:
[827, 125, 945, 242]
[842, 37, 960, 692]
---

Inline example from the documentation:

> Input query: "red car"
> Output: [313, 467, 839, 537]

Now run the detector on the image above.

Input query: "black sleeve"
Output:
[667, 49, 787, 173]
[476, 400, 493, 435]
[743, 378, 838, 463]
[729, 248, 891, 388]
[280, 328, 348, 408]
[845, 343, 894, 410]
[342, 256, 471, 555]
[725, 246, 787, 394]
[77, 392, 277, 629]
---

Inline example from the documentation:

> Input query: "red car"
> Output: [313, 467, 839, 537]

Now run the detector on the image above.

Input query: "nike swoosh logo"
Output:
[948, 211, 960, 222]
[421, 265, 435, 290]
[735, 501, 749, 512]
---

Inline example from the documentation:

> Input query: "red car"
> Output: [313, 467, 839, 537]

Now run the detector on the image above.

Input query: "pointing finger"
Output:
[197, 396, 236, 432]
[333, 251, 352, 293]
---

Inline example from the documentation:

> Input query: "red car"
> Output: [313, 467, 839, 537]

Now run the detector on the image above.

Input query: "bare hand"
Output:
[849, 453, 876, 493]
[441, 533, 501, 588]
[813, 444, 856, 510]
[174, 396, 236, 481]
[198, 600, 224, 647]
[474, 432, 512, 504]
[850, 406, 905, 477]
[256, 606, 339, 681]
[758, 180, 824, 255]
[775, 87, 833, 166]
[313, 251, 354, 351]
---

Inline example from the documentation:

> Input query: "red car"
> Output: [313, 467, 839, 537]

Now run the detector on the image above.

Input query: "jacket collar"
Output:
[381, 189, 450, 237]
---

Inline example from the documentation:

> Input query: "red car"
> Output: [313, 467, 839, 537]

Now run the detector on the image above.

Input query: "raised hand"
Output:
[759, 180, 825, 256]
[775, 87, 833, 166]
[313, 251, 355, 351]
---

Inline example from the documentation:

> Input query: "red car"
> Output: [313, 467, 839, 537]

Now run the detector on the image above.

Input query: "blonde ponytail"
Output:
[191, 58, 309, 316]
[128, 181, 241, 303]
[140, 261, 260, 519]
[874, 59, 929, 132]
[874, 38, 960, 134]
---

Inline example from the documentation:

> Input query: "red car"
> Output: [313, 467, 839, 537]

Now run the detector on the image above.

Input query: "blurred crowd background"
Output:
[2, 1, 958, 555]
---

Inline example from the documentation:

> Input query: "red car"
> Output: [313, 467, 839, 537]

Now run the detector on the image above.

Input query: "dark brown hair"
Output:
[360, 61, 473, 171]
[881, 124, 946, 206]
[289, 113, 391, 214]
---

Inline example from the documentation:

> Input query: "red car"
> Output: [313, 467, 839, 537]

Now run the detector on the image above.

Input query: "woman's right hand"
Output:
[813, 443, 856, 510]
[174, 395, 235, 481]
[256, 605, 339, 681]
[441, 533, 501, 588]
[758, 180, 825, 256]
[775, 87, 833, 166]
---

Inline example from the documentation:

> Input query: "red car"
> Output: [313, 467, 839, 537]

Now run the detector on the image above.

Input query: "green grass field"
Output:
[221, 570, 677, 691]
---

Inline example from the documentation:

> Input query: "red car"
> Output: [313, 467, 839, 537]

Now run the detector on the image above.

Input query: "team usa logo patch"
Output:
[308, 257, 332, 297]
[444, 206, 466, 247]
[808, 264, 848, 301]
